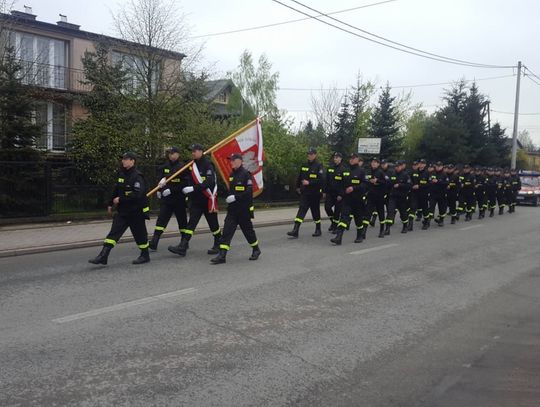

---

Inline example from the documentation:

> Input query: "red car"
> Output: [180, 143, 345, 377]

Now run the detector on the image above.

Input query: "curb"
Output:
[0, 218, 316, 258]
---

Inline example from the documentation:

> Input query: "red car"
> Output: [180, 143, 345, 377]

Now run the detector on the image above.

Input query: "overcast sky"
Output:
[16, 0, 540, 143]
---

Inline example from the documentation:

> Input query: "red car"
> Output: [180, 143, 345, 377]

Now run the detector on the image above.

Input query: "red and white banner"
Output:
[191, 161, 218, 212]
[212, 118, 265, 197]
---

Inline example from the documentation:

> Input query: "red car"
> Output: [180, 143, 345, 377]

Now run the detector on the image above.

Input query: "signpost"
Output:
[358, 138, 381, 155]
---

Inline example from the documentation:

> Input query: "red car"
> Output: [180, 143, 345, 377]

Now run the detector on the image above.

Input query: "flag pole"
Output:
[146, 118, 259, 197]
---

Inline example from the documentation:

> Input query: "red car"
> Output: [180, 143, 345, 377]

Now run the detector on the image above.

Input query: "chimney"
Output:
[10, 5, 37, 21]
[56, 14, 80, 30]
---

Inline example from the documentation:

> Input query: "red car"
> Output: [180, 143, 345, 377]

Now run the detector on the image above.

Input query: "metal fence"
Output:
[0, 161, 297, 219]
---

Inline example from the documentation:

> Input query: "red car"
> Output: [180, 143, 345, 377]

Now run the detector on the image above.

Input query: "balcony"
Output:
[18, 60, 92, 93]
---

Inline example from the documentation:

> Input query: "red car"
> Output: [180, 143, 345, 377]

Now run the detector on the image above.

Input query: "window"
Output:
[35, 102, 68, 152]
[216, 90, 228, 104]
[111, 51, 160, 95]
[9, 31, 67, 89]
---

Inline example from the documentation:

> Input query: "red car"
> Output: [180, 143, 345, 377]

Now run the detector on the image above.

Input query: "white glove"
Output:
[226, 195, 236, 204]
[182, 186, 194, 194]
[158, 177, 167, 188]
[157, 191, 162, 199]
[162, 188, 171, 197]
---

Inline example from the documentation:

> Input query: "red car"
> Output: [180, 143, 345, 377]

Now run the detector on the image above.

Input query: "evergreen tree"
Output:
[0, 47, 40, 149]
[370, 84, 401, 159]
[328, 96, 355, 155]
[299, 120, 326, 148]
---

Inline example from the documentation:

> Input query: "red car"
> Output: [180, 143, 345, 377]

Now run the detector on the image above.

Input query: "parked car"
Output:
[517, 171, 540, 206]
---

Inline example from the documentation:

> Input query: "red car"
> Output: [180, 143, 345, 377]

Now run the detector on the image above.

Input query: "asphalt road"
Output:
[1, 208, 539, 406]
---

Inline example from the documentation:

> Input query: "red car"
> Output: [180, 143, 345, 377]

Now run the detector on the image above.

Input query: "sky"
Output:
[15, 0, 540, 143]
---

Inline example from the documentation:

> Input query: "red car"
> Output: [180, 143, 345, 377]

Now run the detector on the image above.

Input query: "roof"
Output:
[0, 12, 186, 61]
[204, 79, 234, 101]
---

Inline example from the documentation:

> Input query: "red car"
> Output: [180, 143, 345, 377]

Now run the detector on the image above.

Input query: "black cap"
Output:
[464, 164, 471, 169]
[168, 146, 180, 154]
[396, 160, 406, 166]
[412, 160, 419, 165]
[333, 152, 343, 158]
[381, 159, 387, 164]
[121, 151, 137, 160]
[371, 157, 380, 162]
[229, 153, 243, 160]
[419, 159, 427, 164]
[435, 161, 443, 166]
[447, 164, 455, 169]
[308, 147, 317, 154]
[190, 143, 204, 151]
[350, 152, 359, 159]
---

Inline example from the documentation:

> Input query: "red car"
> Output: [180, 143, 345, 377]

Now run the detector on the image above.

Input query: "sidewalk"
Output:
[0, 207, 323, 258]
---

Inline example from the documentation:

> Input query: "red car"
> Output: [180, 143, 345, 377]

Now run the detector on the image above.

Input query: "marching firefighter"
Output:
[386, 160, 411, 234]
[474, 166, 487, 219]
[428, 161, 449, 227]
[330, 153, 368, 245]
[408, 160, 420, 230]
[365, 157, 387, 238]
[89, 152, 151, 265]
[149, 147, 190, 251]
[460, 164, 475, 221]
[503, 169, 514, 213]
[446, 164, 460, 224]
[509, 168, 521, 213]
[381, 159, 394, 234]
[415, 159, 431, 229]
[485, 167, 498, 217]
[287, 147, 324, 238]
[168, 143, 222, 257]
[324, 152, 346, 233]
[495, 168, 507, 215]
[211, 153, 261, 264]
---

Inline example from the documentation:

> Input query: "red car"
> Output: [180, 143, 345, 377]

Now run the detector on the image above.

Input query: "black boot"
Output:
[312, 222, 322, 237]
[437, 217, 444, 227]
[207, 233, 221, 255]
[378, 224, 385, 238]
[330, 228, 344, 245]
[489, 208, 495, 217]
[451, 215, 456, 224]
[287, 222, 301, 238]
[408, 219, 414, 231]
[478, 210, 484, 219]
[422, 219, 430, 230]
[499, 207, 504, 215]
[132, 248, 150, 264]
[464, 213, 471, 221]
[384, 223, 391, 236]
[210, 249, 227, 264]
[401, 223, 408, 234]
[354, 228, 364, 243]
[168, 237, 189, 256]
[249, 246, 261, 260]
[149, 233, 160, 251]
[370, 214, 377, 227]
[89, 245, 112, 265]
[328, 222, 336, 232]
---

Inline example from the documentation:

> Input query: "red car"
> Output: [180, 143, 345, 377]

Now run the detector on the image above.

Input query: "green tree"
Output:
[298, 120, 326, 148]
[350, 75, 375, 147]
[402, 108, 429, 161]
[370, 84, 401, 159]
[230, 50, 280, 119]
[328, 96, 355, 155]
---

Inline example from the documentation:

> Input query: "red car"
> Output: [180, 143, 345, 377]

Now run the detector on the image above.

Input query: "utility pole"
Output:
[511, 61, 522, 169]
[487, 101, 491, 138]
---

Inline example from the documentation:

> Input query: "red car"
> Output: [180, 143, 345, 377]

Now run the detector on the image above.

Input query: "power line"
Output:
[273, 0, 515, 69]
[279, 74, 515, 91]
[523, 72, 540, 86]
[190, 0, 396, 39]
[492, 109, 540, 116]
[523, 65, 540, 81]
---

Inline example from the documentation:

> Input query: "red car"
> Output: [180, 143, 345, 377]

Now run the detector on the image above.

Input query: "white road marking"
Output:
[349, 243, 399, 256]
[459, 224, 485, 231]
[52, 287, 197, 324]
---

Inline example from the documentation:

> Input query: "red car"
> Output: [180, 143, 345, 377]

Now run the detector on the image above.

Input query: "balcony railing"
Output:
[17, 60, 92, 93]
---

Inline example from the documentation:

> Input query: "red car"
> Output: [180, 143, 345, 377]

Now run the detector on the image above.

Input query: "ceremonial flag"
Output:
[212, 118, 264, 197]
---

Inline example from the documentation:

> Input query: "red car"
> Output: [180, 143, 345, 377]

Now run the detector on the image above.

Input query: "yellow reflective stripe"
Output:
[309, 174, 318, 178]
[249, 206, 254, 211]
[338, 222, 348, 228]
[351, 179, 360, 184]
[295, 218, 304, 223]
[363, 220, 370, 225]
[155, 226, 165, 231]
[420, 180, 427, 184]
[334, 176, 342, 180]
[164, 169, 170, 173]
[171, 179, 180, 183]
[343, 172, 350, 176]
[138, 243, 150, 249]
[220, 244, 230, 250]
[301, 167, 309, 171]
[212, 229, 221, 236]
[249, 240, 259, 247]
[235, 186, 246, 191]
[183, 229, 194, 235]
[143, 207, 150, 213]
[328, 168, 335, 173]
[117, 177, 124, 183]
[104, 238, 116, 246]
[229, 177, 234, 181]
[314, 220, 321, 224]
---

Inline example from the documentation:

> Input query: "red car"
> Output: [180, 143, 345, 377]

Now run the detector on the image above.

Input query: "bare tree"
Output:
[310, 84, 343, 136]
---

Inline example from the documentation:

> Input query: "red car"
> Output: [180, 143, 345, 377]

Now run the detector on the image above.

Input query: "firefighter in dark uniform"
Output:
[503, 168, 514, 213]
[149, 147, 190, 251]
[365, 157, 387, 238]
[495, 168, 507, 215]
[415, 159, 431, 229]
[460, 164, 475, 221]
[485, 167, 498, 217]
[211, 153, 261, 264]
[386, 160, 411, 234]
[168, 143, 222, 257]
[509, 168, 521, 213]
[330, 154, 368, 245]
[287, 147, 324, 238]
[408, 160, 420, 230]
[381, 159, 394, 234]
[445, 164, 460, 224]
[324, 152, 346, 233]
[89, 152, 150, 265]
[428, 161, 449, 228]
[474, 166, 487, 219]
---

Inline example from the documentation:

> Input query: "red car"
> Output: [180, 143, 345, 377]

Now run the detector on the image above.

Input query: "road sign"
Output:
[358, 138, 381, 154]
